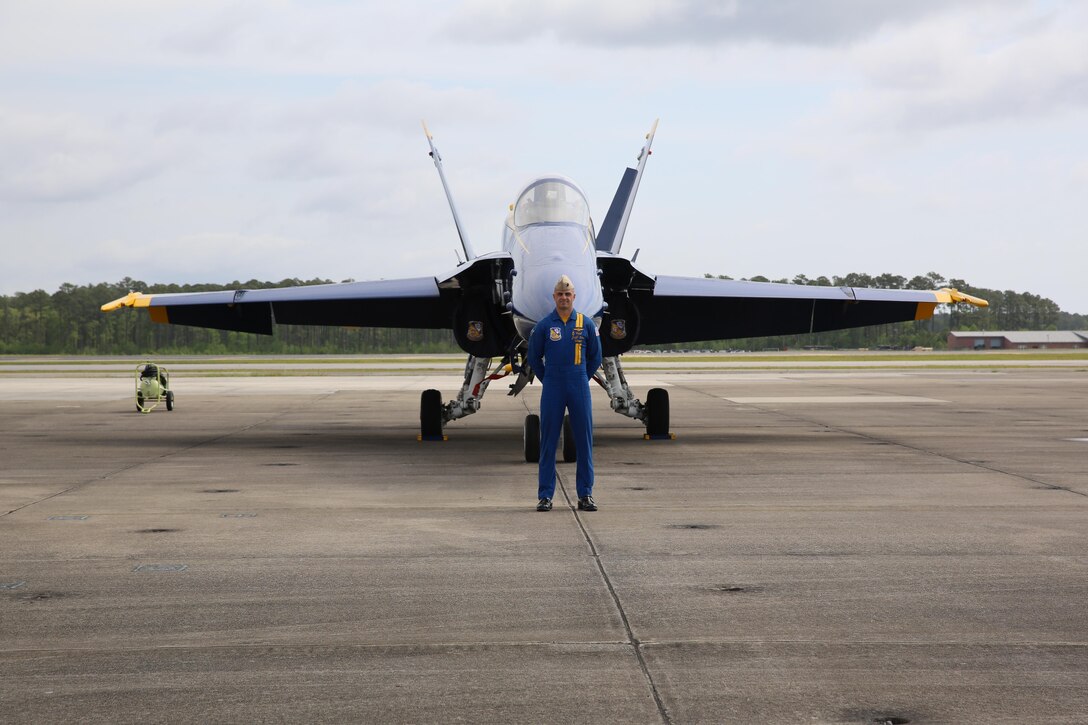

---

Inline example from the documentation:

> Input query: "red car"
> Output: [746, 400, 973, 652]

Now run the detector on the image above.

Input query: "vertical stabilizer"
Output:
[423, 121, 477, 261]
[595, 119, 658, 255]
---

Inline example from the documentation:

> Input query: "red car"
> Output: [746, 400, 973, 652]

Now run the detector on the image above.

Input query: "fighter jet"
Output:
[103, 121, 987, 458]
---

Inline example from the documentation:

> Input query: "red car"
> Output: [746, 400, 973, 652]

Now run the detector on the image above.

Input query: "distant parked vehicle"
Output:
[135, 362, 173, 413]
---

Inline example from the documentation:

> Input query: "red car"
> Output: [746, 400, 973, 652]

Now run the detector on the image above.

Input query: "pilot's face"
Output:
[553, 288, 575, 315]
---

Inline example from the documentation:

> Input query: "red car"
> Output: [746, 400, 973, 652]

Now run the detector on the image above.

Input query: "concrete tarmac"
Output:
[1, 364, 1086, 723]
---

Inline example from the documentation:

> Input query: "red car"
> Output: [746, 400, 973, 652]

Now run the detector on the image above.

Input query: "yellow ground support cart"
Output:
[135, 362, 174, 413]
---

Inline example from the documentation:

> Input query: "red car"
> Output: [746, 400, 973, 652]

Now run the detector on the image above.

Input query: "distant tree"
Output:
[873, 273, 906, 289]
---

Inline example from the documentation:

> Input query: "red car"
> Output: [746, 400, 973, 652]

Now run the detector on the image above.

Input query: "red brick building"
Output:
[947, 331, 1088, 350]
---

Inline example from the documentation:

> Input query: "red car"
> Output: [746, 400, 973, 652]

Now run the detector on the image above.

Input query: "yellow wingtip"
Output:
[101, 291, 152, 312]
[936, 288, 989, 308]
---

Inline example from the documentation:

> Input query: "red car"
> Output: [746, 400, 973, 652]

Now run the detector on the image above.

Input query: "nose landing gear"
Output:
[523, 414, 540, 462]
[521, 413, 578, 463]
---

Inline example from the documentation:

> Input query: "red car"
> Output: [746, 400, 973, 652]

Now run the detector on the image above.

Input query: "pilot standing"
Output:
[527, 275, 603, 512]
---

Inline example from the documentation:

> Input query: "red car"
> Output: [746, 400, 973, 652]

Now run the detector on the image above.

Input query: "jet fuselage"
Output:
[502, 175, 605, 340]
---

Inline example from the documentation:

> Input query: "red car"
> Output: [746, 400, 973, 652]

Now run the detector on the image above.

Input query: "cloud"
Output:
[0, 1, 446, 78]
[77, 232, 315, 288]
[267, 80, 505, 144]
[0, 108, 166, 202]
[842, 2, 1088, 133]
[444, 0, 1015, 47]
[246, 80, 506, 208]
[161, 2, 261, 57]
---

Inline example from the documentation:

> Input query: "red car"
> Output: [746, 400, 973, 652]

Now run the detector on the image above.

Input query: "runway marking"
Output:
[132, 564, 188, 573]
[722, 395, 946, 404]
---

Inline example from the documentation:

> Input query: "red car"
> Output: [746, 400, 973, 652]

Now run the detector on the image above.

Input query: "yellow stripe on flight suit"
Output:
[574, 313, 583, 365]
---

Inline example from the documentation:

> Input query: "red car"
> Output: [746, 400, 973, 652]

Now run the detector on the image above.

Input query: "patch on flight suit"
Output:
[572, 328, 584, 344]
[610, 319, 627, 340]
[466, 321, 484, 342]
[549, 327, 562, 341]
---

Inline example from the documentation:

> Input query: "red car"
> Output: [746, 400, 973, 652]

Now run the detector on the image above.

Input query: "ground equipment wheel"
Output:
[524, 414, 540, 463]
[420, 389, 444, 439]
[136, 393, 144, 412]
[166, 391, 174, 411]
[645, 387, 670, 437]
[561, 414, 577, 462]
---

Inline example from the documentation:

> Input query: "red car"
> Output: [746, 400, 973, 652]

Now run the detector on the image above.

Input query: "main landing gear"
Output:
[420, 354, 528, 441]
[597, 355, 672, 439]
[644, 387, 670, 438]
[420, 389, 444, 440]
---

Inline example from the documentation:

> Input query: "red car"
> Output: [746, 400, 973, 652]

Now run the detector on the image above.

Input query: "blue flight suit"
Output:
[527, 308, 603, 500]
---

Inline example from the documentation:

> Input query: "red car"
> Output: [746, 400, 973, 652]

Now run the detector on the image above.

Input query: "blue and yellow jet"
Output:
[104, 121, 987, 455]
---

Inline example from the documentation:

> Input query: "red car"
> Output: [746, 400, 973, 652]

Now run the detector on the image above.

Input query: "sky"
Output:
[2, 0, 1086, 312]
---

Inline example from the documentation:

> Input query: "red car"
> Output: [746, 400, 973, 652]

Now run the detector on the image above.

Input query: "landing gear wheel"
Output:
[645, 387, 670, 437]
[166, 391, 174, 411]
[561, 414, 577, 462]
[523, 414, 540, 463]
[420, 389, 444, 439]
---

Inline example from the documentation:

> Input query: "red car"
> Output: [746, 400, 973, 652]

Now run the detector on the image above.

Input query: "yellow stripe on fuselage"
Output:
[574, 313, 583, 365]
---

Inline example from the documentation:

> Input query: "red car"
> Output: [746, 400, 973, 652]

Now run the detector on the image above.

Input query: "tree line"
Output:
[1, 274, 1084, 355]
[689, 271, 1087, 351]
[0, 279, 457, 355]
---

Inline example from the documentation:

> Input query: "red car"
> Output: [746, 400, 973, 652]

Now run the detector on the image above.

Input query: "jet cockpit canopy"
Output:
[512, 177, 590, 228]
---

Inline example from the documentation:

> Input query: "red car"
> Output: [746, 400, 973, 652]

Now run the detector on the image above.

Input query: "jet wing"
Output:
[102, 248, 520, 333]
[630, 275, 987, 345]
[101, 277, 453, 334]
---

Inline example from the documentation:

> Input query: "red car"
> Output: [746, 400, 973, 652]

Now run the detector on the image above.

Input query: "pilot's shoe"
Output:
[536, 498, 553, 512]
[577, 496, 597, 512]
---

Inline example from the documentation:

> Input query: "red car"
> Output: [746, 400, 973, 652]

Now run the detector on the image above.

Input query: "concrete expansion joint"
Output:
[556, 470, 673, 724]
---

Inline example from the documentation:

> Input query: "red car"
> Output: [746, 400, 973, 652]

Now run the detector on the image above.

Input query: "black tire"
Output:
[645, 387, 670, 437]
[420, 389, 444, 439]
[523, 414, 540, 463]
[561, 414, 577, 462]
[166, 391, 174, 411]
[136, 393, 144, 412]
